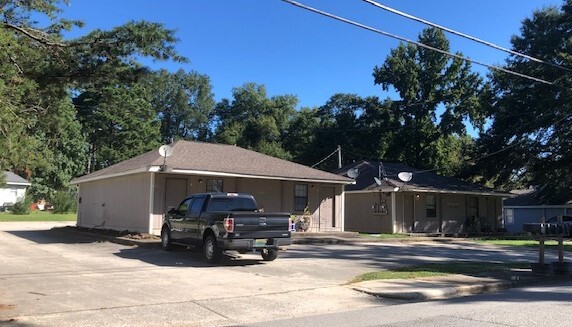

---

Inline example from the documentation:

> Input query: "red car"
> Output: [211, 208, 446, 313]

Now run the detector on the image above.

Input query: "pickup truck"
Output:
[161, 192, 292, 263]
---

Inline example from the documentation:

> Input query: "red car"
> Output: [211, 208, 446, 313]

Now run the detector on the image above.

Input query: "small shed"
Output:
[71, 141, 353, 235]
[336, 161, 509, 234]
[1, 172, 31, 210]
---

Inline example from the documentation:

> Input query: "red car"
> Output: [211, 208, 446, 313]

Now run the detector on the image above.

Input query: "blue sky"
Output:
[57, 0, 562, 109]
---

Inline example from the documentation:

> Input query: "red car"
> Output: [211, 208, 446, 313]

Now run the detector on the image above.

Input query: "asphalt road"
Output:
[247, 281, 572, 327]
[0, 222, 563, 326]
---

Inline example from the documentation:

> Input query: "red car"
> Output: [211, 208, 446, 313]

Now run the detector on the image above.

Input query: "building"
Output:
[336, 161, 509, 234]
[503, 189, 572, 233]
[0, 172, 31, 210]
[71, 141, 352, 234]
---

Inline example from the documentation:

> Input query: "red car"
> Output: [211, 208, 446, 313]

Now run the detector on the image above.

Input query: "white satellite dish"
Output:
[374, 177, 382, 186]
[158, 145, 173, 158]
[398, 172, 413, 183]
[347, 168, 359, 179]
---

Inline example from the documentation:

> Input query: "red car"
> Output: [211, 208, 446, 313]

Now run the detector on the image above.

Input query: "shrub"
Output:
[11, 197, 32, 215]
[50, 191, 77, 214]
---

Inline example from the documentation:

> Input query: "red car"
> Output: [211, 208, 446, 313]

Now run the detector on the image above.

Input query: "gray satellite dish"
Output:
[347, 168, 359, 179]
[398, 172, 413, 183]
[158, 145, 173, 158]
[374, 176, 382, 186]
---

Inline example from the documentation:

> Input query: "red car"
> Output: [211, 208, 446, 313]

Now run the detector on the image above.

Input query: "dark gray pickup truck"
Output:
[161, 192, 292, 263]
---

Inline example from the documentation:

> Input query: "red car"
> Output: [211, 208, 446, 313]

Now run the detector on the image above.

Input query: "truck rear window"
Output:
[206, 197, 258, 212]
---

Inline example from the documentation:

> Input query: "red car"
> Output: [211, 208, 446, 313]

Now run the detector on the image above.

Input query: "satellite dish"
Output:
[347, 168, 359, 179]
[374, 177, 382, 186]
[398, 172, 413, 183]
[158, 145, 173, 158]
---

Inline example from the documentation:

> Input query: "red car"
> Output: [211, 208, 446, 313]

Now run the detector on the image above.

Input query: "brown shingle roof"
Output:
[335, 161, 509, 196]
[72, 141, 352, 184]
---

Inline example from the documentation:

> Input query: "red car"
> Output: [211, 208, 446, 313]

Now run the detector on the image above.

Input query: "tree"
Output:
[147, 69, 215, 143]
[373, 27, 485, 171]
[1, 0, 186, 196]
[472, 1, 572, 202]
[75, 84, 160, 172]
[213, 83, 297, 160]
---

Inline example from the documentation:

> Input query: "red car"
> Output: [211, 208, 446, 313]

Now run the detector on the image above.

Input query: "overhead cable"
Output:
[361, 0, 572, 74]
[281, 0, 558, 87]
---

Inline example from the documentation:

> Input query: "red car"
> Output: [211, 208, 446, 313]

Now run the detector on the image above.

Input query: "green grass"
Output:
[476, 239, 572, 252]
[0, 211, 76, 222]
[349, 262, 530, 284]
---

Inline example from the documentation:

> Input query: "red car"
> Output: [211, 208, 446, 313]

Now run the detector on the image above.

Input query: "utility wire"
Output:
[311, 147, 339, 167]
[281, 0, 560, 87]
[361, 0, 572, 74]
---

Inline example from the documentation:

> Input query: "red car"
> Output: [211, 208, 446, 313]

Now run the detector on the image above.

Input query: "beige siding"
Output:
[236, 178, 283, 212]
[440, 194, 467, 234]
[344, 192, 393, 233]
[77, 173, 151, 233]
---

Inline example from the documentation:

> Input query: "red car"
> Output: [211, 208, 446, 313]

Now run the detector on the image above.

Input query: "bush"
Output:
[50, 191, 77, 214]
[11, 197, 32, 215]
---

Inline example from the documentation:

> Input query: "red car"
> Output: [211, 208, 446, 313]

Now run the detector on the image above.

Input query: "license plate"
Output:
[254, 239, 268, 246]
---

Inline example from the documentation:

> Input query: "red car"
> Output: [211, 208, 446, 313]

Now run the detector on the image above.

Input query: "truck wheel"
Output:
[261, 249, 278, 261]
[161, 226, 172, 251]
[203, 234, 221, 263]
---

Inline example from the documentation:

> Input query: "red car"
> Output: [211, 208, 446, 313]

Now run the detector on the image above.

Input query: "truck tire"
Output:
[203, 234, 222, 263]
[261, 248, 278, 261]
[161, 226, 172, 251]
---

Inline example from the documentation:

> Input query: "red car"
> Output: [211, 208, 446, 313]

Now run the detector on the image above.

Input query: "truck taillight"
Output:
[224, 217, 234, 233]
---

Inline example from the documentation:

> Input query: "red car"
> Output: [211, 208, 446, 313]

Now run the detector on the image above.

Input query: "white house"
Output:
[1, 172, 31, 210]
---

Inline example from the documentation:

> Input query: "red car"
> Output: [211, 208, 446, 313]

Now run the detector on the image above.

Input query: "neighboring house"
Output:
[1, 172, 31, 210]
[71, 141, 353, 235]
[503, 189, 572, 233]
[335, 161, 509, 234]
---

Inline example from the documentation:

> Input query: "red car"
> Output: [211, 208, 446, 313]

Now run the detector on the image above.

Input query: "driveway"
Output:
[0, 222, 556, 326]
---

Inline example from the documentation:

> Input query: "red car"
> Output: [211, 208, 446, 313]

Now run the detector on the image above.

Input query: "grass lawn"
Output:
[476, 239, 572, 252]
[349, 261, 530, 284]
[0, 211, 76, 222]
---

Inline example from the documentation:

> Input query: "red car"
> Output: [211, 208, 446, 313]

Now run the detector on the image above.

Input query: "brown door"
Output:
[165, 178, 188, 213]
[403, 194, 415, 233]
[319, 187, 335, 231]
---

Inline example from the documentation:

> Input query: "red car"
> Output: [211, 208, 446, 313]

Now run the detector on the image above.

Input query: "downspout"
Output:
[340, 186, 345, 232]
[148, 172, 155, 235]
[391, 192, 397, 234]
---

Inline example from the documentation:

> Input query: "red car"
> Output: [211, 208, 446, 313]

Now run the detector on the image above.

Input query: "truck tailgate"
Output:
[231, 212, 291, 238]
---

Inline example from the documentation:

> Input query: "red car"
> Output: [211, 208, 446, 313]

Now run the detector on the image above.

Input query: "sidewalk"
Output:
[351, 269, 568, 300]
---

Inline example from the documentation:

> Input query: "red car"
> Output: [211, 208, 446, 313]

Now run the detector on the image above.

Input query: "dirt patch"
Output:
[0, 304, 15, 310]
[53, 226, 159, 240]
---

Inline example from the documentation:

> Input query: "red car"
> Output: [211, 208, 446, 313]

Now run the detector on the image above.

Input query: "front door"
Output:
[403, 194, 415, 233]
[165, 178, 188, 213]
[319, 187, 335, 231]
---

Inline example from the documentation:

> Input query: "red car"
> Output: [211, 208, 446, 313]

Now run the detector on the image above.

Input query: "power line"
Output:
[310, 147, 339, 167]
[281, 0, 562, 88]
[361, 0, 572, 74]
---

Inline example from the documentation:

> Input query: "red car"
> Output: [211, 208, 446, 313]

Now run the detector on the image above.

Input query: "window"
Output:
[190, 196, 206, 217]
[505, 209, 514, 225]
[294, 184, 308, 212]
[177, 198, 193, 214]
[426, 194, 436, 218]
[206, 179, 223, 193]
[469, 197, 479, 218]
[207, 197, 257, 212]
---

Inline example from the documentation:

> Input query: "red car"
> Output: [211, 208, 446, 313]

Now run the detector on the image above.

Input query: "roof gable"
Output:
[3, 172, 31, 186]
[335, 161, 505, 196]
[73, 141, 352, 184]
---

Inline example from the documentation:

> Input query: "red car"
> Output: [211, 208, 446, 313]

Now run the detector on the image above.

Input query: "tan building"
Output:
[71, 141, 352, 235]
[337, 161, 509, 235]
